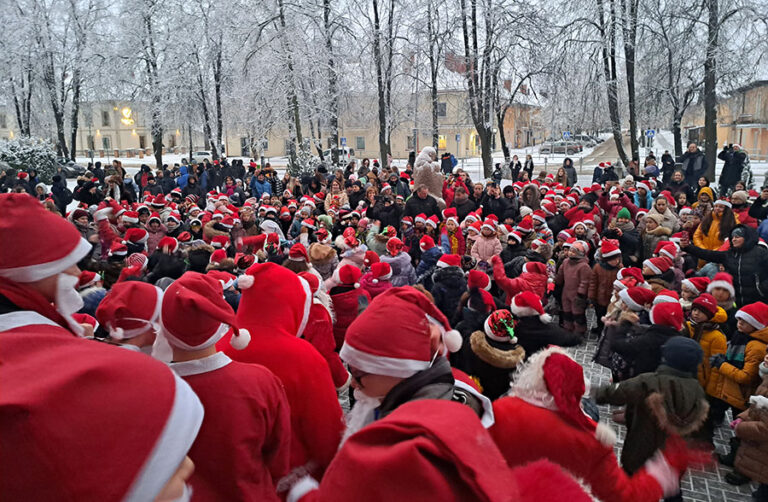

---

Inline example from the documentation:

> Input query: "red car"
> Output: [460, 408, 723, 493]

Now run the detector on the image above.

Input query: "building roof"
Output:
[732, 80, 768, 94]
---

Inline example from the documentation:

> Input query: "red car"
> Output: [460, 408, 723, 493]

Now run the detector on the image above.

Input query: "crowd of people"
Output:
[1, 141, 768, 501]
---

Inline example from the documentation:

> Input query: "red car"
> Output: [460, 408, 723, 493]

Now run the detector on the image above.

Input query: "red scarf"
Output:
[0, 278, 74, 333]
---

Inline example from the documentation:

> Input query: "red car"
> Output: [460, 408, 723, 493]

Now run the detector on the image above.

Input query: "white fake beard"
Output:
[55, 273, 85, 337]
[340, 389, 381, 447]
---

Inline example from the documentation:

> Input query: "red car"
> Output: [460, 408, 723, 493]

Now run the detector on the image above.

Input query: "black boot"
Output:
[725, 470, 750, 486]
[719, 437, 740, 467]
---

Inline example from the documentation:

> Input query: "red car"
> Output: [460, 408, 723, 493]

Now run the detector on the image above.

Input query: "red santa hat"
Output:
[125, 227, 149, 245]
[532, 210, 547, 225]
[0, 329, 204, 501]
[211, 235, 230, 249]
[657, 242, 679, 260]
[0, 194, 92, 282]
[207, 269, 237, 290]
[507, 230, 523, 244]
[340, 287, 462, 378]
[523, 261, 547, 275]
[157, 236, 179, 254]
[370, 262, 393, 284]
[241, 234, 267, 253]
[512, 347, 615, 446]
[162, 272, 250, 350]
[415, 213, 427, 224]
[289, 243, 310, 262]
[691, 293, 718, 318]
[600, 238, 621, 258]
[735, 302, 768, 331]
[77, 270, 99, 290]
[209, 248, 227, 265]
[509, 291, 552, 323]
[643, 256, 672, 275]
[653, 289, 680, 305]
[468, 220, 483, 235]
[364, 250, 380, 267]
[707, 272, 735, 298]
[234, 262, 312, 337]
[337, 264, 362, 288]
[109, 241, 128, 258]
[96, 281, 163, 340]
[122, 210, 140, 224]
[481, 218, 497, 232]
[467, 269, 491, 291]
[297, 271, 320, 296]
[516, 216, 534, 234]
[443, 207, 459, 225]
[426, 215, 439, 229]
[437, 254, 461, 268]
[483, 309, 518, 343]
[419, 235, 436, 251]
[649, 302, 684, 331]
[714, 198, 732, 209]
[681, 276, 710, 296]
[147, 212, 162, 225]
[618, 286, 656, 311]
[386, 237, 404, 256]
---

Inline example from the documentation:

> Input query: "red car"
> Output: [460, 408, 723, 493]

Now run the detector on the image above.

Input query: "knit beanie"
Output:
[661, 337, 703, 375]
[616, 207, 631, 220]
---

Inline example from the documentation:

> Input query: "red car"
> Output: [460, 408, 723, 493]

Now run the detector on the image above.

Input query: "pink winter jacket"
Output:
[359, 272, 393, 299]
[471, 234, 503, 263]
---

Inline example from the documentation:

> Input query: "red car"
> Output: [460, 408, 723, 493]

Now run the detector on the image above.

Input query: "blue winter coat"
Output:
[177, 165, 189, 190]
[416, 246, 443, 277]
[251, 177, 272, 199]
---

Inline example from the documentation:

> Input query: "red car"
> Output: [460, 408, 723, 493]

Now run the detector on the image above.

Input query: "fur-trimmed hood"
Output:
[470, 331, 525, 369]
[646, 390, 709, 436]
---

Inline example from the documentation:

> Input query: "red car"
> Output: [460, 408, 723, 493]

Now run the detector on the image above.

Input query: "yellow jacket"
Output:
[709, 326, 768, 410]
[693, 211, 740, 251]
[685, 307, 727, 391]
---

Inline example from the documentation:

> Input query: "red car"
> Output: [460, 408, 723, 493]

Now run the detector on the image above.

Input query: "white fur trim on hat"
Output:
[680, 279, 700, 296]
[618, 288, 643, 311]
[0, 237, 92, 283]
[714, 199, 732, 208]
[295, 275, 313, 337]
[735, 310, 765, 331]
[707, 280, 735, 299]
[483, 316, 518, 344]
[339, 343, 431, 378]
[162, 322, 230, 351]
[643, 259, 662, 275]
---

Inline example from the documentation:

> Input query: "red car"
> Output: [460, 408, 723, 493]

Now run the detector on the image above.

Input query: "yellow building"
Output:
[683, 80, 768, 161]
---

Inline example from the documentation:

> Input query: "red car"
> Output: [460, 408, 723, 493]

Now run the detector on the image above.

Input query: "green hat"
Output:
[617, 207, 631, 220]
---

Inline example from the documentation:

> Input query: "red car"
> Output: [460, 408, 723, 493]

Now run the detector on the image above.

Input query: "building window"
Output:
[261, 138, 269, 151]
[0, 113, 6, 129]
[139, 135, 146, 149]
[101, 111, 110, 127]
[355, 136, 365, 150]
[437, 102, 447, 117]
[407, 136, 416, 150]
[102, 136, 111, 150]
[438, 135, 447, 149]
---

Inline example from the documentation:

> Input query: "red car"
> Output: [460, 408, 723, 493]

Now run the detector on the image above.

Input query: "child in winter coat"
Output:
[588, 239, 623, 336]
[440, 209, 466, 256]
[641, 256, 674, 293]
[415, 235, 443, 278]
[470, 219, 503, 264]
[467, 310, 525, 400]
[329, 265, 372, 350]
[707, 272, 738, 339]
[555, 240, 592, 336]
[381, 237, 416, 287]
[359, 262, 393, 299]
[491, 255, 548, 304]
[595, 337, 709, 477]
[429, 254, 468, 321]
[732, 361, 768, 497]
[680, 276, 711, 320]
[145, 213, 168, 255]
[508, 291, 581, 358]
[640, 213, 671, 261]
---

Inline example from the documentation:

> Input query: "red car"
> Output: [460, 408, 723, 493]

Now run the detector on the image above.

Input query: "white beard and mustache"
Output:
[340, 389, 381, 447]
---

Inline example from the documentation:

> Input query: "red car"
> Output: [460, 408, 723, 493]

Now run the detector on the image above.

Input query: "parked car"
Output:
[58, 160, 87, 178]
[539, 141, 582, 155]
[320, 146, 355, 164]
[573, 135, 596, 148]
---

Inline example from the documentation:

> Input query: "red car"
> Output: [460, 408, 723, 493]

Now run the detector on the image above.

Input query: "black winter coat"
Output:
[611, 325, 680, 376]
[680, 149, 707, 187]
[718, 147, 747, 191]
[451, 199, 477, 222]
[404, 194, 439, 218]
[467, 331, 525, 400]
[481, 196, 511, 222]
[513, 316, 581, 359]
[684, 224, 768, 307]
[430, 266, 467, 320]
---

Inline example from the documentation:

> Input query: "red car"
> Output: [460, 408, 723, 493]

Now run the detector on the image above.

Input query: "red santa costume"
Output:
[163, 272, 291, 501]
[490, 346, 693, 502]
[218, 263, 344, 485]
[298, 271, 352, 390]
[0, 194, 203, 501]
[94, 280, 163, 353]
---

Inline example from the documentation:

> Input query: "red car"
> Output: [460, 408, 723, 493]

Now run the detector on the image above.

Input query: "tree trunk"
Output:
[277, 0, 303, 164]
[479, 129, 493, 177]
[372, 0, 389, 165]
[672, 113, 683, 157]
[69, 70, 81, 161]
[324, 0, 340, 165]
[497, 105, 510, 163]
[622, 0, 639, 161]
[703, 0, 718, 181]
[597, 0, 629, 166]
[427, 3, 439, 150]
[188, 124, 193, 160]
[214, 35, 224, 159]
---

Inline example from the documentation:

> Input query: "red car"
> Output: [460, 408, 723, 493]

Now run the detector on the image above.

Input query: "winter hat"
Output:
[77, 270, 99, 290]
[483, 310, 517, 343]
[653, 289, 680, 305]
[570, 240, 589, 256]
[426, 215, 439, 229]
[516, 216, 534, 234]
[386, 237, 404, 256]
[532, 210, 547, 225]
[467, 269, 491, 291]
[419, 235, 436, 251]
[691, 293, 718, 318]
[207, 270, 237, 290]
[714, 198, 732, 209]
[619, 286, 656, 311]
[157, 236, 179, 254]
[370, 262, 392, 283]
[643, 256, 672, 275]
[480, 218, 497, 233]
[109, 241, 128, 258]
[96, 281, 163, 340]
[211, 235, 230, 249]
[468, 220, 483, 235]
[443, 207, 459, 225]
[507, 230, 523, 244]
[209, 248, 227, 265]
[415, 213, 427, 225]
[162, 272, 250, 350]
[600, 238, 621, 258]
[147, 212, 162, 225]
[0, 199, 94, 282]
[337, 264, 362, 288]
[707, 272, 735, 299]
[649, 302, 684, 331]
[437, 254, 461, 268]
[340, 287, 462, 377]
[288, 243, 310, 262]
[661, 337, 704, 375]
[735, 302, 768, 331]
[124, 227, 149, 246]
[122, 210, 139, 224]
[523, 261, 547, 275]
[364, 250, 380, 267]
[616, 267, 644, 285]
[509, 291, 552, 323]
[657, 242, 679, 261]
[681, 276, 710, 296]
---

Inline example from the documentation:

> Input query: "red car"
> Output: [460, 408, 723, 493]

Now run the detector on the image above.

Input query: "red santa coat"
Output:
[489, 396, 665, 502]
[219, 265, 343, 483]
[491, 256, 547, 302]
[330, 287, 371, 350]
[293, 399, 591, 502]
[171, 352, 291, 501]
[302, 301, 350, 389]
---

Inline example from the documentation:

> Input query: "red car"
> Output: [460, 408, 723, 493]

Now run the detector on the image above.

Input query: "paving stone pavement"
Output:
[567, 325, 759, 502]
